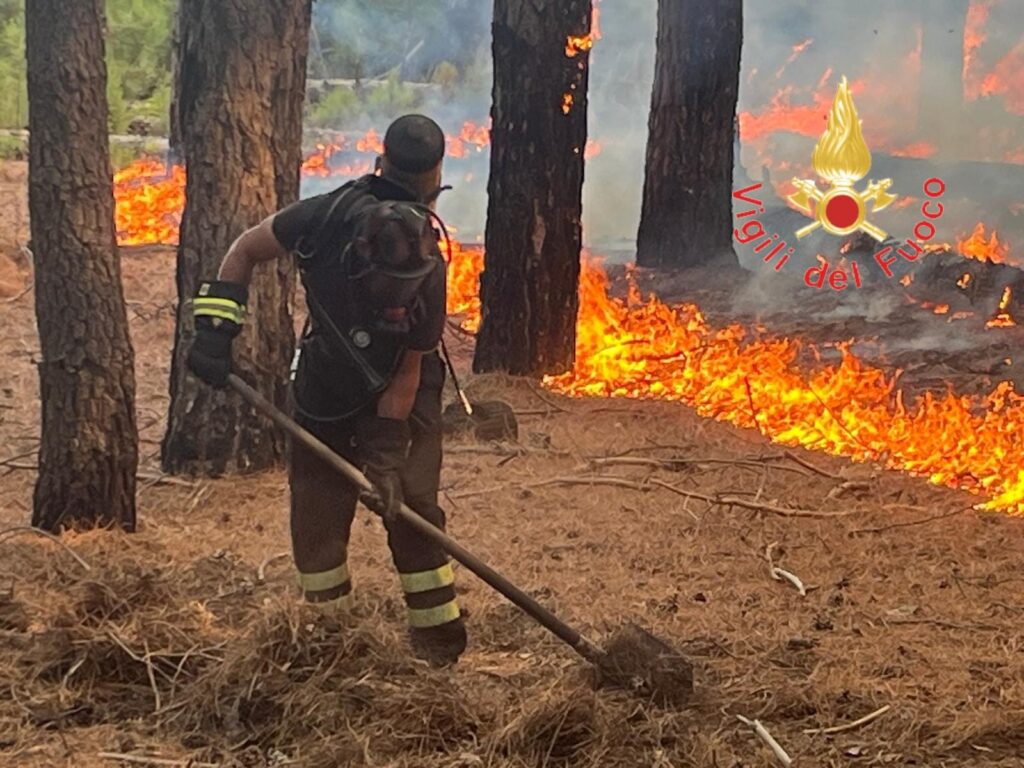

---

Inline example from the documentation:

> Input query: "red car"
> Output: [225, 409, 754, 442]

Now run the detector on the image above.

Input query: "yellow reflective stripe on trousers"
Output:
[399, 562, 454, 594]
[297, 562, 350, 592]
[408, 599, 460, 627]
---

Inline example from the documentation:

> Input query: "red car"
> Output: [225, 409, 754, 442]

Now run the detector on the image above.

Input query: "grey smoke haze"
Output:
[303, 0, 1023, 262]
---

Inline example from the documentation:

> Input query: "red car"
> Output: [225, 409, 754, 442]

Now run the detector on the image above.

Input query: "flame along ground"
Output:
[451, 249, 1024, 516]
[113, 149, 1023, 516]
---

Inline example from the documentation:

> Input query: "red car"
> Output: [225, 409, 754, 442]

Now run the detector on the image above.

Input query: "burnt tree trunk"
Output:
[162, 0, 312, 475]
[25, 0, 138, 531]
[636, 0, 743, 269]
[472, 0, 592, 378]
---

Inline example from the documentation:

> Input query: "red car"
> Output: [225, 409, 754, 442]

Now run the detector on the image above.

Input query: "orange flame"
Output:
[566, 2, 601, 58]
[986, 286, 1017, 328]
[441, 247, 1024, 514]
[964, 0, 995, 99]
[888, 141, 938, 159]
[958, 222, 1011, 264]
[980, 40, 1024, 115]
[113, 160, 186, 246]
[445, 241, 483, 332]
[776, 38, 814, 79]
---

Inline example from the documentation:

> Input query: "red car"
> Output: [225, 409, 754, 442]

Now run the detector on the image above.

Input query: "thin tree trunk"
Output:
[473, 0, 592, 377]
[26, 0, 138, 531]
[636, 0, 743, 269]
[162, 0, 312, 476]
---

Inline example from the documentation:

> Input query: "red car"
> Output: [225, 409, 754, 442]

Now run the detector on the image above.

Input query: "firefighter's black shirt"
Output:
[270, 174, 448, 421]
[270, 174, 447, 353]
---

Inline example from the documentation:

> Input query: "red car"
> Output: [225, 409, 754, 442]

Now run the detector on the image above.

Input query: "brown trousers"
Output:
[287, 352, 459, 625]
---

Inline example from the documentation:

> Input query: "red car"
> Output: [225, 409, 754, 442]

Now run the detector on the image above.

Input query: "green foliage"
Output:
[430, 61, 459, 92]
[0, 133, 26, 160]
[0, 6, 26, 129]
[307, 85, 361, 128]
[364, 75, 422, 116]
[307, 77, 423, 130]
[109, 137, 166, 170]
[105, 0, 174, 101]
[0, 0, 491, 133]
[0, 0, 174, 131]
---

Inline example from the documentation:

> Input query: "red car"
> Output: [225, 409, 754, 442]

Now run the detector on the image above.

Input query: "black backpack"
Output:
[290, 178, 407, 422]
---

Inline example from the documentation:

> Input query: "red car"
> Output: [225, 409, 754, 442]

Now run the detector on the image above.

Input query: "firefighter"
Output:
[186, 114, 466, 666]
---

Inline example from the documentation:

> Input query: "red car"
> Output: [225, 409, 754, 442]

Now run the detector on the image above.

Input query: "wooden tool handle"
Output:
[227, 374, 603, 662]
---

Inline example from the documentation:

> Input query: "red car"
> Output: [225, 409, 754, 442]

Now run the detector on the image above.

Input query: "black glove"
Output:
[187, 280, 247, 389]
[356, 415, 411, 523]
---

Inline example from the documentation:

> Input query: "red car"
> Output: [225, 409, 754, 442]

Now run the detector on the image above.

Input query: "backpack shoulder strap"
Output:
[297, 175, 379, 264]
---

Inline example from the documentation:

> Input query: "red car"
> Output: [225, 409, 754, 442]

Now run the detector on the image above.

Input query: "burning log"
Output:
[911, 229, 1021, 326]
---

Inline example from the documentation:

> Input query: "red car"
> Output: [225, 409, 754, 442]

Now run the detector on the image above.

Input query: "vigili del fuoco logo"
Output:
[732, 76, 947, 291]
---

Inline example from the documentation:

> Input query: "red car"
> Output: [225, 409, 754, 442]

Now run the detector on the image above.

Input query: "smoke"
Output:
[302, 0, 1022, 264]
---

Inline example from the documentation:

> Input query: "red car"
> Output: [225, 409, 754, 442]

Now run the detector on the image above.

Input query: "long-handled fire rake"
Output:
[228, 373, 694, 705]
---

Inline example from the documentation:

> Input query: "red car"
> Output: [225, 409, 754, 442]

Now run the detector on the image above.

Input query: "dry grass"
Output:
[2, 188, 1024, 765]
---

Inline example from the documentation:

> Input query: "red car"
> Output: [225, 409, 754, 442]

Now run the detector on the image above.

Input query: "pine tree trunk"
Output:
[636, 0, 743, 269]
[162, 0, 312, 476]
[25, 0, 138, 531]
[472, 0, 592, 378]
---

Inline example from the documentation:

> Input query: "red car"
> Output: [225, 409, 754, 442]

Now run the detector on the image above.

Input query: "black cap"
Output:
[383, 114, 445, 173]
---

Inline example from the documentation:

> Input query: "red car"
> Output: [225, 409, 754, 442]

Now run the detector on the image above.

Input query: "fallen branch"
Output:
[526, 382, 572, 413]
[2, 284, 32, 304]
[449, 472, 853, 517]
[649, 479, 853, 518]
[531, 475, 648, 492]
[0, 526, 92, 570]
[850, 506, 969, 535]
[783, 450, 841, 479]
[736, 714, 793, 766]
[136, 469, 198, 488]
[803, 704, 891, 735]
[0, 449, 37, 468]
[584, 455, 811, 476]
[765, 542, 808, 596]
[257, 551, 290, 582]
[97, 752, 218, 768]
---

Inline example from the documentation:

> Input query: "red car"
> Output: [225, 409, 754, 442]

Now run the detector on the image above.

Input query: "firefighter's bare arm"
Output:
[187, 216, 285, 388]
[218, 216, 288, 284]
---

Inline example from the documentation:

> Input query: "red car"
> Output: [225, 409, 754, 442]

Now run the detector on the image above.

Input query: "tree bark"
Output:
[473, 0, 593, 377]
[636, 0, 743, 269]
[162, 0, 312, 475]
[25, 0, 138, 531]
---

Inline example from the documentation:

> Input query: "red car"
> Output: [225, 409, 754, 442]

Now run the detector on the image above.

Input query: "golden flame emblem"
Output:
[788, 76, 897, 241]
